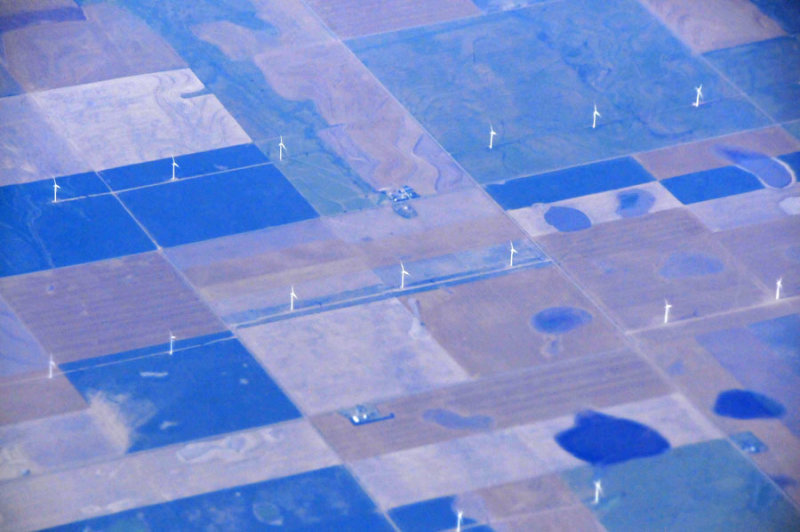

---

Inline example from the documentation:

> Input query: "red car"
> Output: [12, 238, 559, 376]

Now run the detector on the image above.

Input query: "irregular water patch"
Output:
[713, 389, 786, 419]
[659, 252, 724, 278]
[532, 307, 592, 334]
[717, 146, 794, 188]
[555, 410, 670, 465]
[544, 206, 591, 232]
[616, 188, 655, 218]
[422, 409, 493, 430]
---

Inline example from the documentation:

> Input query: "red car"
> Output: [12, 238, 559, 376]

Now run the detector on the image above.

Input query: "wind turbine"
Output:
[168, 331, 176, 356]
[48, 355, 57, 379]
[592, 103, 601, 129]
[290, 285, 298, 311]
[489, 123, 497, 150]
[171, 155, 179, 181]
[593, 479, 604, 505]
[663, 299, 672, 324]
[400, 262, 410, 290]
[693, 84, 703, 108]
[456, 510, 463, 532]
[278, 136, 287, 161]
[52, 179, 61, 203]
[509, 240, 518, 268]
[776, 277, 783, 300]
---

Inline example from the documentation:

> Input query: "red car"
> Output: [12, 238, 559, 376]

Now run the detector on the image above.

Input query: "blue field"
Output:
[661, 166, 764, 204]
[697, 316, 800, 437]
[99, 144, 270, 190]
[47, 466, 394, 531]
[485, 157, 654, 209]
[60, 334, 301, 452]
[118, 164, 318, 247]
[705, 36, 800, 122]
[562, 439, 800, 530]
[349, 0, 769, 183]
[388, 495, 483, 532]
[0, 177, 154, 277]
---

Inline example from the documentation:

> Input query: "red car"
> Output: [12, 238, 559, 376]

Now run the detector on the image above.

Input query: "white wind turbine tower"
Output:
[400, 262, 410, 290]
[171, 155, 179, 181]
[592, 103, 601, 129]
[509, 240, 518, 268]
[489, 123, 497, 150]
[278, 136, 287, 161]
[693, 84, 703, 108]
[290, 285, 298, 311]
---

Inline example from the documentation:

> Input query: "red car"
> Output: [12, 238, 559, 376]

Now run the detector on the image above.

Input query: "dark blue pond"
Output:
[661, 166, 764, 204]
[486, 157, 654, 209]
[0, 179, 155, 277]
[659, 252, 724, 278]
[47, 466, 393, 531]
[717, 146, 793, 188]
[422, 408, 493, 430]
[544, 206, 592, 232]
[532, 306, 592, 334]
[616, 188, 655, 218]
[388, 496, 479, 532]
[62, 336, 300, 453]
[118, 164, 318, 247]
[100, 144, 269, 190]
[713, 390, 786, 419]
[555, 410, 670, 465]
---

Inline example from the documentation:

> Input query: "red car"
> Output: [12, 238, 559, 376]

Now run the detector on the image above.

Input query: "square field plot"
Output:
[119, 165, 318, 247]
[705, 36, 800, 122]
[0, 178, 154, 277]
[539, 209, 768, 330]
[562, 439, 800, 530]
[48, 466, 391, 531]
[0, 252, 225, 363]
[401, 266, 624, 377]
[32, 69, 251, 171]
[60, 336, 300, 453]
[238, 298, 470, 415]
[348, 0, 769, 184]
[509, 181, 681, 239]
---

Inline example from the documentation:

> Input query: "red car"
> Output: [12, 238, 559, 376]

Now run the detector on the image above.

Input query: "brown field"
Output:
[169, 188, 525, 324]
[312, 349, 669, 461]
[238, 298, 470, 415]
[634, 126, 800, 179]
[304, 0, 481, 39]
[32, 69, 251, 171]
[400, 266, 624, 376]
[0, 252, 225, 363]
[0, 419, 339, 531]
[637, 0, 785, 53]
[0, 372, 86, 425]
[2, 3, 183, 91]
[509, 181, 682, 238]
[539, 208, 768, 331]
